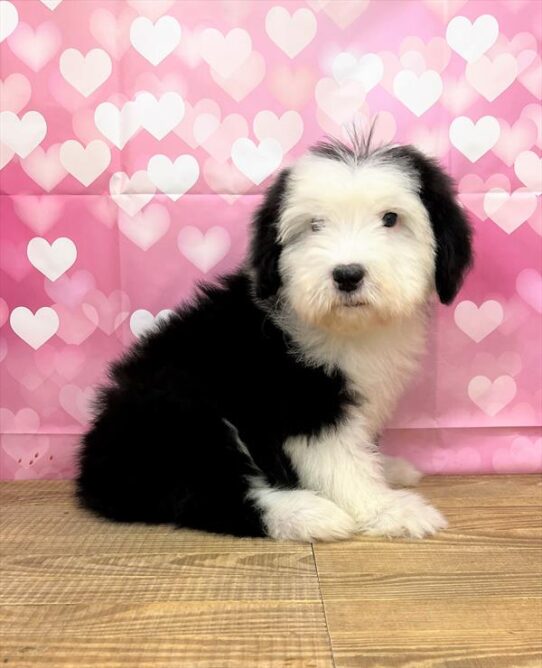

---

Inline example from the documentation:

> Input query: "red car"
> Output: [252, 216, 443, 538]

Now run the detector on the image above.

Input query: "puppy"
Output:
[77, 136, 472, 542]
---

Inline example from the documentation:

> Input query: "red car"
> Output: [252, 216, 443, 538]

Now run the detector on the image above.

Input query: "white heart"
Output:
[393, 70, 443, 116]
[516, 268, 542, 313]
[118, 203, 170, 250]
[332, 52, 383, 91]
[59, 384, 94, 425]
[94, 100, 141, 149]
[130, 308, 175, 337]
[465, 54, 518, 102]
[1, 142, 14, 169]
[147, 154, 199, 201]
[315, 78, 366, 124]
[135, 91, 185, 140]
[13, 195, 65, 235]
[199, 28, 252, 78]
[0, 110, 47, 158]
[59, 48, 112, 97]
[40, 0, 63, 9]
[482, 187, 537, 234]
[59, 139, 111, 186]
[193, 113, 220, 145]
[454, 300, 504, 342]
[482, 188, 509, 218]
[10, 306, 59, 350]
[130, 15, 181, 66]
[177, 226, 231, 273]
[253, 110, 304, 153]
[109, 170, 155, 216]
[6, 21, 61, 73]
[514, 150, 542, 192]
[265, 7, 317, 59]
[468, 375, 516, 416]
[446, 14, 499, 63]
[0, 1, 18, 42]
[231, 138, 283, 185]
[449, 115, 500, 162]
[27, 237, 77, 281]
[19, 144, 67, 191]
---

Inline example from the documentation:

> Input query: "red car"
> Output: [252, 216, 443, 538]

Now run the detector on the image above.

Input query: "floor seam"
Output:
[311, 543, 337, 668]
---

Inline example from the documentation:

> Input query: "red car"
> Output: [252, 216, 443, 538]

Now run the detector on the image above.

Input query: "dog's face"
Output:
[277, 152, 437, 331]
[250, 140, 472, 333]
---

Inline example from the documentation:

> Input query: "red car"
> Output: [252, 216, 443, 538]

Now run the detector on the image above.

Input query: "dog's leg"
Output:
[380, 454, 423, 487]
[284, 422, 446, 539]
[247, 476, 357, 542]
[79, 397, 277, 538]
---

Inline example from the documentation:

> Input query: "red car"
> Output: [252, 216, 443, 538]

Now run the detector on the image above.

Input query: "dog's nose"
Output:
[332, 264, 365, 292]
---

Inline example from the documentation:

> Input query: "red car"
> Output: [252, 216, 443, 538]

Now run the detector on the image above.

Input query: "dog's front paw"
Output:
[360, 490, 447, 539]
[261, 490, 357, 543]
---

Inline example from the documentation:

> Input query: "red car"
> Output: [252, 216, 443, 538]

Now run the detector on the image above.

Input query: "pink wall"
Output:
[0, 0, 541, 480]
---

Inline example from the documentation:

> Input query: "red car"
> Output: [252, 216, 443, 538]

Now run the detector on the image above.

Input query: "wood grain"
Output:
[0, 481, 333, 667]
[1, 476, 541, 667]
[313, 475, 542, 668]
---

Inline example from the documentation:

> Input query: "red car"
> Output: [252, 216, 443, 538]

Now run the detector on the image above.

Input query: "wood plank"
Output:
[1, 634, 333, 668]
[412, 474, 542, 508]
[2, 476, 541, 667]
[0, 480, 310, 556]
[313, 475, 542, 668]
[327, 629, 542, 668]
[0, 551, 320, 605]
[0, 480, 334, 667]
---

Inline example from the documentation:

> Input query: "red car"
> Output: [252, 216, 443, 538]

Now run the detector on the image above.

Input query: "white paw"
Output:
[381, 455, 424, 487]
[257, 488, 357, 542]
[360, 490, 448, 539]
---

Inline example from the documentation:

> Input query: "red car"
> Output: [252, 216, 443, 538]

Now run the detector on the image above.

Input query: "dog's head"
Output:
[249, 137, 472, 332]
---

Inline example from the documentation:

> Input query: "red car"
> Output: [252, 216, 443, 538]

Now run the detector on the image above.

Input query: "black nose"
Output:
[332, 264, 365, 292]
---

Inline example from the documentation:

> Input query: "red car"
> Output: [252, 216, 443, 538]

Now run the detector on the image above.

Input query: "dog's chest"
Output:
[334, 316, 427, 435]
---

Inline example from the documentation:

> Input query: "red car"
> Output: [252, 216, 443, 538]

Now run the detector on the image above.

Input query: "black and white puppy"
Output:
[77, 137, 472, 542]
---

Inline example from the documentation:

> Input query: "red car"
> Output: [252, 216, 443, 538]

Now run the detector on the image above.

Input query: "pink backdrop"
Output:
[0, 0, 541, 480]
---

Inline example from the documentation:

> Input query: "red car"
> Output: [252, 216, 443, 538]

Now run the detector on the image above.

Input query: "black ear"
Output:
[249, 168, 291, 300]
[388, 146, 473, 304]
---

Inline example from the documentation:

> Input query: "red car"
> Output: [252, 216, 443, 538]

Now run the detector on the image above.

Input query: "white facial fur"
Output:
[277, 152, 437, 333]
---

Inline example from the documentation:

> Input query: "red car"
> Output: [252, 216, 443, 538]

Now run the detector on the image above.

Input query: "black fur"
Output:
[77, 271, 352, 537]
[311, 123, 378, 165]
[249, 168, 290, 299]
[384, 145, 473, 304]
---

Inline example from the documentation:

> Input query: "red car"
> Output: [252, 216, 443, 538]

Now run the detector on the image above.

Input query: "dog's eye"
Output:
[382, 212, 398, 228]
[310, 218, 325, 232]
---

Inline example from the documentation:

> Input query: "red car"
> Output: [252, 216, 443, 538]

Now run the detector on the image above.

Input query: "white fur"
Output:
[272, 154, 447, 540]
[277, 154, 437, 333]
[247, 476, 357, 542]
[283, 415, 446, 539]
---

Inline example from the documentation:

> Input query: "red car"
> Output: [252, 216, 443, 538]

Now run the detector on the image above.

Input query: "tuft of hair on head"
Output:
[310, 118, 382, 166]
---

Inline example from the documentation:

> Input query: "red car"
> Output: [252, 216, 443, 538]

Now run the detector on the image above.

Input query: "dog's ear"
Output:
[389, 146, 473, 304]
[249, 168, 291, 300]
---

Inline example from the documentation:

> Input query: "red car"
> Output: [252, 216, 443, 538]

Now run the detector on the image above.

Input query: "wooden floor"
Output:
[1, 476, 541, 667]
